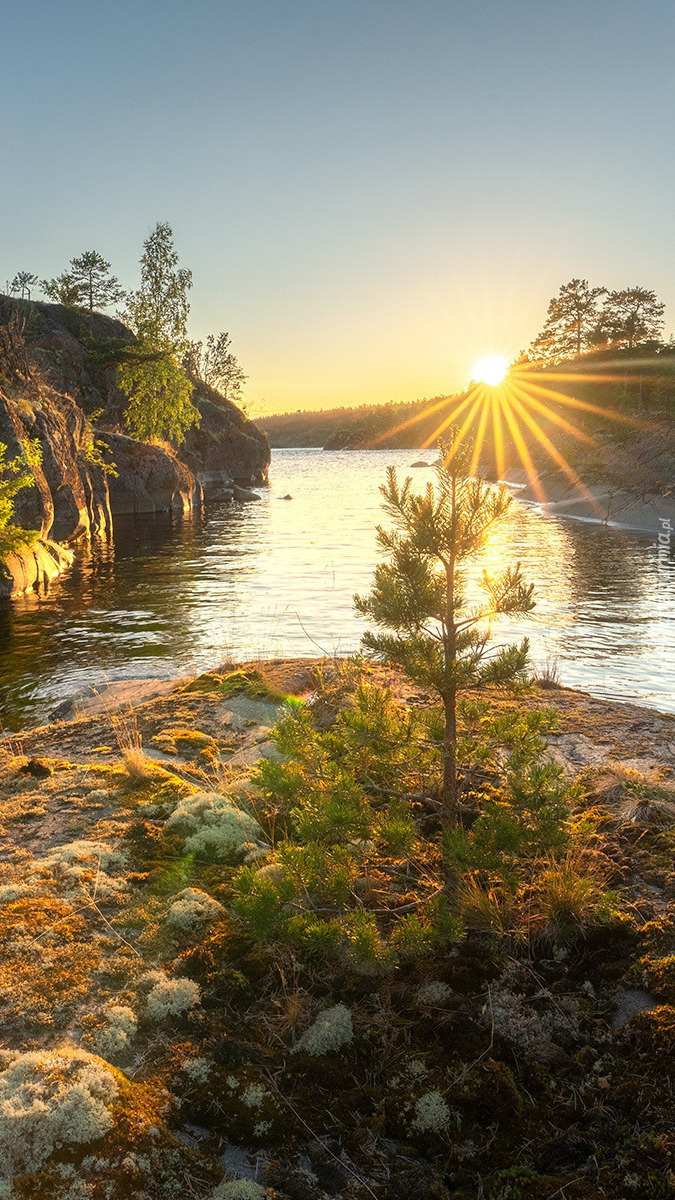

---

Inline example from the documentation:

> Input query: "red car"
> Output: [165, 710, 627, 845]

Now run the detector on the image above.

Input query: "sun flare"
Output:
[472, 354, 509, 387]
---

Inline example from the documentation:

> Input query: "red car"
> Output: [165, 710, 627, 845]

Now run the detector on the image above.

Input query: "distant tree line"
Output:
[3, 229, 247, 444]
[529, 279, 667, 362]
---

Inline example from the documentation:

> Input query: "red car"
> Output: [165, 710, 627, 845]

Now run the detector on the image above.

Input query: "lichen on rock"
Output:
[165, 791, 263, 860]
[0, 1048, 119, 1177]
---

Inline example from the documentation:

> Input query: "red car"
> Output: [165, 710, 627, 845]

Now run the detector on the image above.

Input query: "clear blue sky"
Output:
[2, 0, 674, 411]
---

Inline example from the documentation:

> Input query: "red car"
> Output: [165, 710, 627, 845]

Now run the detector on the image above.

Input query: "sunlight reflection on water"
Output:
[0, 447, 673, 727]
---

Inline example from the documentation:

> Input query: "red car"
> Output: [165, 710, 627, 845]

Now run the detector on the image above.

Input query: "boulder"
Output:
[98, 432, 203, 516]
[231, 484, 261, 502]
[180, 388, 270, 488]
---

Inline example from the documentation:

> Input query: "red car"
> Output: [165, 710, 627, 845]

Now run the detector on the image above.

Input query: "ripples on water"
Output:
[0, 447, 673, 728]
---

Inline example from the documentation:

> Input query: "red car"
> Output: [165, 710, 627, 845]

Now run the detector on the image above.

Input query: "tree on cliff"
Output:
[354, 438, 534, 826]
[8, 272, 38, 301]
[183, 332, 247, 405]
[119, 223, 199, 444]
[69, 251, 125, 312]
[0, 443, 37, 561]
[41, 272, 82, 308]
[593, 286, 665, 351]
[530, 279, 606, 361]
[42, 252, 124, 312]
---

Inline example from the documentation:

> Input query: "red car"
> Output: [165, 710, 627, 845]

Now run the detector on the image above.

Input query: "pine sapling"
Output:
[355, 437, 535, 825]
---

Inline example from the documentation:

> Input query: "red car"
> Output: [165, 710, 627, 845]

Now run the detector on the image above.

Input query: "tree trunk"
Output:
[441, 687, 458, 826]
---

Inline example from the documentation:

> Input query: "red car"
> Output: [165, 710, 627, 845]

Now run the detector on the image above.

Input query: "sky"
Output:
[2, 0, 675, 414]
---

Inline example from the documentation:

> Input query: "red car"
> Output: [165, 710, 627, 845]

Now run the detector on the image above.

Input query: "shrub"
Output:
[0, 1049, 119, 1175]
[0, 441, 38, 561]
[293, 1004, 353, 1056]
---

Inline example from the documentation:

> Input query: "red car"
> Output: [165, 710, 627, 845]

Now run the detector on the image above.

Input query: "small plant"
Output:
[112, 709, 155, 782]
[529, 851, 613, 943]
[534, 657, 561, 688]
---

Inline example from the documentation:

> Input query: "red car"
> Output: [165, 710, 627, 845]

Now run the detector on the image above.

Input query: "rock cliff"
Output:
[0, 296, 271, 597]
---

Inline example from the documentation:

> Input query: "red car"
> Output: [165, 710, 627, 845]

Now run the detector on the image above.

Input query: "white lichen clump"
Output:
[167, 887, 224, 931]
[485, 985, 580, 1056]
[417, 981, 452, 1006]
[411, 1090, 452, 1135]
[145, 975, 201, 1020]
[181, 1056, 211, 1084]
[0, 884, 29, 904]
[30, 839, 127, 898]
[166, 791, 263, 859]
[212, 1181, 268, 1200]
[92, 1005, 137, 1062]
[293, 1004, 353, 1056]
[0, 1049, 119, 1176]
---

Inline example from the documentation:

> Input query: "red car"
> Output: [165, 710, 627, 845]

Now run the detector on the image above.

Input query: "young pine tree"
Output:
[355, 438, 535, 826]
[69, 251, 125, 312]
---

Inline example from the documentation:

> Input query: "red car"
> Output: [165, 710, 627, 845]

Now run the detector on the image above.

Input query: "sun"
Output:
[472, 354, 509, 387]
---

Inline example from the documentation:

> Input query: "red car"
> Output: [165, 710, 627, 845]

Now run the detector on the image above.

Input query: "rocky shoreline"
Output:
[1, 659, 675, 1197]
[0, 296, 270, 598]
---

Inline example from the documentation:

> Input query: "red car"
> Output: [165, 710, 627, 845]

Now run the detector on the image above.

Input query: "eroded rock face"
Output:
[181, 389, 270, 488]
[99, 432, 203, 515]
[0, 539, 73, 600]
[0, 388, 112, 541]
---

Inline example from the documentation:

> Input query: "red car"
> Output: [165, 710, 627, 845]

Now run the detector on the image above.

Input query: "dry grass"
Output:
[111, 709, 156, 782]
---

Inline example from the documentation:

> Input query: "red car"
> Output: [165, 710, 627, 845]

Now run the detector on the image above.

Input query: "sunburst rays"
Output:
[371, 355, 652, 504]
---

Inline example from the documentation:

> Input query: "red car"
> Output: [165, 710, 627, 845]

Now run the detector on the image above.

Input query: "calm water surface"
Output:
[0, 448, 673, 728]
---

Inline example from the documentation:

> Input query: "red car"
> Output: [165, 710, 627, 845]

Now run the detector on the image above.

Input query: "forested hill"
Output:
[254, 345, 675, 453]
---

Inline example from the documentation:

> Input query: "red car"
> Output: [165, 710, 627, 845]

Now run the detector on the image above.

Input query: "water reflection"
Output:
[0, 448, 672, 729]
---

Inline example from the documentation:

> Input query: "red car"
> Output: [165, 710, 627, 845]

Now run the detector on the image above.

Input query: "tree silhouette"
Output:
[8, 272, 38, 300]
[530, 279, 606, 361]
[594, 287, 665, 351]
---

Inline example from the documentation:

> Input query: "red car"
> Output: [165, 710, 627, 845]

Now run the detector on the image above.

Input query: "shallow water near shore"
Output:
[0, 447, 674, 729]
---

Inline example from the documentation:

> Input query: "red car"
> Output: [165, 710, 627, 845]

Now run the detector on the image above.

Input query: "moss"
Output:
[181, 669, 289, 705]
[212, 1182, 268, 1200]
[165, 791, 263, 861]
[410, 1090, 452, 1135]
[167, 887, 224, 932]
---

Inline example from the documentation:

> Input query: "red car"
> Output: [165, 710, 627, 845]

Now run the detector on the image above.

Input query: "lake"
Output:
[0, 447, 673, 729]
